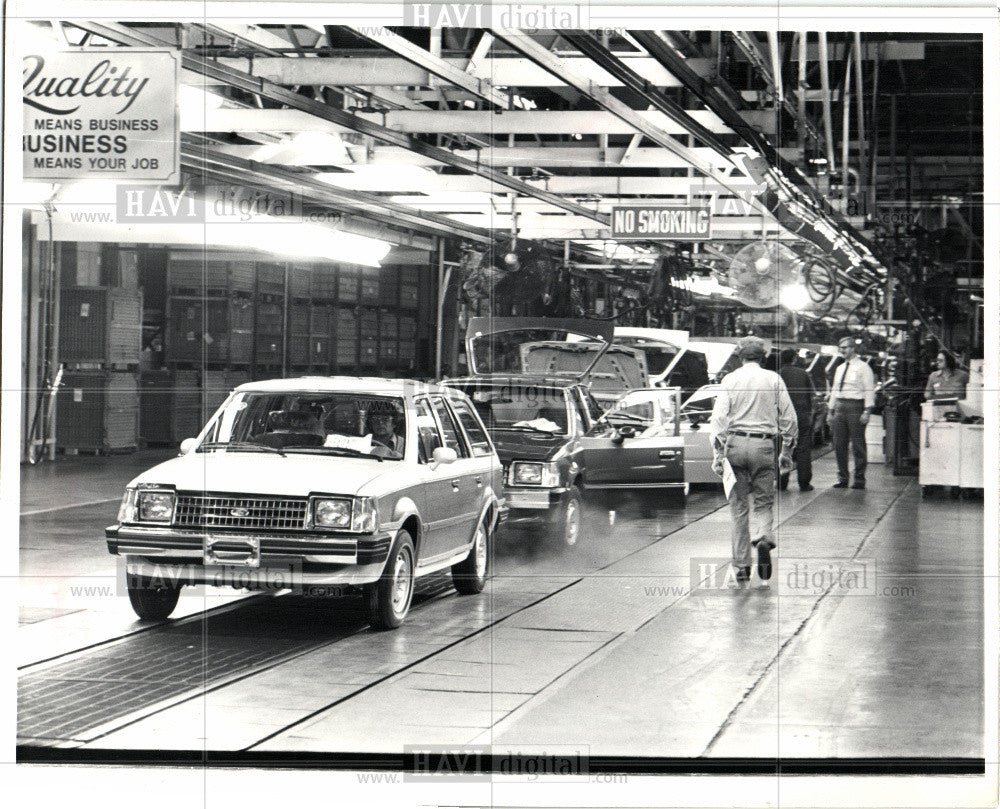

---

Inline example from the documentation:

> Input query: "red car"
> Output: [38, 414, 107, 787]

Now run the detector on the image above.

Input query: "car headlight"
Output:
[312, 497, 379, 533]
[314, 498, 352, 529]
[511, 461, 560, 488]
[117, 488, 137, 523]
[136, 489, 175, 523]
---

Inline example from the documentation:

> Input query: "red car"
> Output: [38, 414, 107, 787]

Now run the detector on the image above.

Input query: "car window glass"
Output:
[431, 397, 470, 458]
[448, 398, 493, 457]
[682, 394, 716, 419]
[415, 399, 442, 463]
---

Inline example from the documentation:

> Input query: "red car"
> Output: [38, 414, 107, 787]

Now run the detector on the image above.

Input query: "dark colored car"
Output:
[446, 318, 686, 546]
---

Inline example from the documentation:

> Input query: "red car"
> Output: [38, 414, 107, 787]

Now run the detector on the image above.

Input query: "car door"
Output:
[445, 395, 502, 537]
[680, 387, 719, 484]
[414, 397, 464, 563]
[578, 389, 684, 487]
[427, 396, 482, 557]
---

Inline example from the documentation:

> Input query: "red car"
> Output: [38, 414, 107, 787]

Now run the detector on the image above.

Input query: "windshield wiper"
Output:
[197, 441, 286, 457]
[313, 446, 383, 461]
[604, 412, 649, 424]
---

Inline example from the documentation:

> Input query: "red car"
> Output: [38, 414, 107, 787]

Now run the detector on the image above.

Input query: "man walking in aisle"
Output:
[710, 336, 798, 584]
[828, 335, 876, 490]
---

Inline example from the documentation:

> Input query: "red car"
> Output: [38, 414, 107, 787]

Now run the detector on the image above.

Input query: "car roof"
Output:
[445, 374, 581, 389]
[233, 376, 452, 397]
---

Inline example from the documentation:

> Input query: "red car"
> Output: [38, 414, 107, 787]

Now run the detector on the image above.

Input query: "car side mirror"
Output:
[611, 424, 637, 444]
[179, 438, 198, 455]
[431, 446, 458, 468]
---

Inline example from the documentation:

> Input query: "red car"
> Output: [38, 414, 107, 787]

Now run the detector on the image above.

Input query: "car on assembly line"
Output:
[106, 377, 504, 630]
[446, 318, 686, 546]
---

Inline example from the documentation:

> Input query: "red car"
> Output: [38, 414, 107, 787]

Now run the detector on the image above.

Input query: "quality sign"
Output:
[23, 48, 180, 182]
[610, 205, 712, 241]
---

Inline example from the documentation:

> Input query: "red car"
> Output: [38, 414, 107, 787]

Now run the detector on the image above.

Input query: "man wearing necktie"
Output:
[827, 336, 876, 489]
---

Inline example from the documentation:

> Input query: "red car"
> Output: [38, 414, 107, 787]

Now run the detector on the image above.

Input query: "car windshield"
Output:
[448, 382, 569, 435]
[197, 392, 407, 459]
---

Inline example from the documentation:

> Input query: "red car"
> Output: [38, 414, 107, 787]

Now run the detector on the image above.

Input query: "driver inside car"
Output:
[367, 408, 405, 457]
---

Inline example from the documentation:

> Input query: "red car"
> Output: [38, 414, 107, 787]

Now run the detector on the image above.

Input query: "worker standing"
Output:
[828, 336, 876, 489]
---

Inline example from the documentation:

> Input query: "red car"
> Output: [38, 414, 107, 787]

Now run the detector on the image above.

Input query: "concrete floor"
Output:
[17, 430, 986, 759]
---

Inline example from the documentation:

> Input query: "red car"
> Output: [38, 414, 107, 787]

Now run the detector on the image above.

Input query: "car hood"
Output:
[127, 451, 389, 496]
[489, 430, 568, 464]
[465, 316, 614, 377]
[520, 343, 649, 397]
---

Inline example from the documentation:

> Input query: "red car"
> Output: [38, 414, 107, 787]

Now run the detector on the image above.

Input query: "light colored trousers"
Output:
[726, 434, 777, 567]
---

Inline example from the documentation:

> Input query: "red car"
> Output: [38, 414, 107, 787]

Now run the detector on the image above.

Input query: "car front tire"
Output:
[452, 514, 492, 595]
[364, 530, 415, 631]
[551, 486, 584, 547]
[126, 577, 181, 621]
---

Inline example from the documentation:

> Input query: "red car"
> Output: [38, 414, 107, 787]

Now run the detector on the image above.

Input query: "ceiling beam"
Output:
[209, 142, 756, 169]
[338, 25, 510, 107]
[488, 27, 746, 195]
[70, 21, 611, 229]
[185, 107, 773, 136]
[313, 172, 763, 196]
[180, 144, 493, 244]
[213, 55, 713, 88]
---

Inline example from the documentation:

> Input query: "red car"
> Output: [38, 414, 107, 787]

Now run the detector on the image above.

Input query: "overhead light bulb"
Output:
[780, 285, 811, 311]
[754, 255, 772, 273]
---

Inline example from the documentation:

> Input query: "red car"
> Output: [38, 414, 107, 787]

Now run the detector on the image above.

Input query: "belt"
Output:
[729, 430, 774, 439]
[835, 398, 865, 403]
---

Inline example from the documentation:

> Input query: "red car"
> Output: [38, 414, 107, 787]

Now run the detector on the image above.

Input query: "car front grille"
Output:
[173, 492, 308, 530]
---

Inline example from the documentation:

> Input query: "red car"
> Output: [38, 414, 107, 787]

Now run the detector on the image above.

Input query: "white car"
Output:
[106, 377, 504, 630]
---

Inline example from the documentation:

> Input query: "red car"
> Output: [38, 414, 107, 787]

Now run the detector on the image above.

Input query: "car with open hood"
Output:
[106, 377, 504, 630]
[445, 318, 686, 546]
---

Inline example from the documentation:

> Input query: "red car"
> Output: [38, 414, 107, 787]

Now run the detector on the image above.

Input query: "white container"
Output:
[959, 424, 984, 489]
[919, 421, 961, 486]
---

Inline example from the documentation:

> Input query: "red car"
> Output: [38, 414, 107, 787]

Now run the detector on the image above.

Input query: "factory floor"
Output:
[16, 422, 986, 766]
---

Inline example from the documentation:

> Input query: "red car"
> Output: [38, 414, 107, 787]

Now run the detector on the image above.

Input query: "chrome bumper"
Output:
[106, 524, 392, 566]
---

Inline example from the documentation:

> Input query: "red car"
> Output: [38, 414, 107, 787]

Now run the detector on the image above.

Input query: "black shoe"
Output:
[735, 566, 751, 584]
[851, 481, 866, 490]
[754, 541, 773, 581]
[832, 481, 849, 488]
[799, 483, 814, 492]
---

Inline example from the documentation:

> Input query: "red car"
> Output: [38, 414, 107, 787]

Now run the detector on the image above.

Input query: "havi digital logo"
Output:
[403, 3, 492, 26]
[403, 3, 586, 28]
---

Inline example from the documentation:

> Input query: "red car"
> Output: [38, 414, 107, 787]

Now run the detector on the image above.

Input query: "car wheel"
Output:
[552, 486, 584, 547]
[364, 530, 415, 631]
[452, 514, 492, 595]
[126, 577, 181, 621]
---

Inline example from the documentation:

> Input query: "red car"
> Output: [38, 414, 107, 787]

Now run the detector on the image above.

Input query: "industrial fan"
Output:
[726, 241, 801, 309]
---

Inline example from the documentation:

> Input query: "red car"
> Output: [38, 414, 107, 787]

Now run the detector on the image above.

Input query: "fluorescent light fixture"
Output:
[221, 219, 391, 266]
[780, 285, 811, 311]
[317, 165, 436, 192]
[178, 84, 226, 120]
